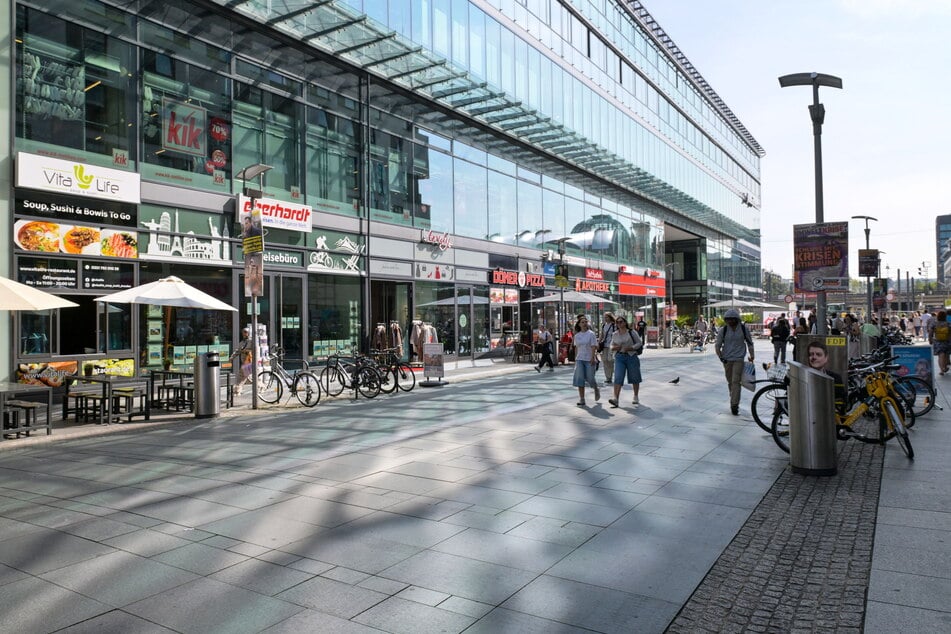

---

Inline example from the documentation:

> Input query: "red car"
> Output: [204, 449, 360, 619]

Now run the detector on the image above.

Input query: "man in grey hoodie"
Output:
[714, 308, 755, 415]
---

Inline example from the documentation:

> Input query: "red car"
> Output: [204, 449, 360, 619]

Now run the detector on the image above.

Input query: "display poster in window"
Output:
[147, 320, 163, 343]
[17, 257, 78, 289]
[793, 222, 849, 292]
[489, 287, 504, 304]
[244, 252, 264, 298]
[15, 360, 78, 386]
[422, 342, 445, 379]
[504, 289, 519, 304]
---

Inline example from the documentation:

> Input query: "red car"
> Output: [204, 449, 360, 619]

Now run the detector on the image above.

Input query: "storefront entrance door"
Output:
[238, 273, 305, 361]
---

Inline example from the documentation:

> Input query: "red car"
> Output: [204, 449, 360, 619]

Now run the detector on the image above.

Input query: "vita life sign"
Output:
[16, 152, 140, 204]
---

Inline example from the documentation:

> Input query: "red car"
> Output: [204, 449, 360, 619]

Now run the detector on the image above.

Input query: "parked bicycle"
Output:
[770, 365, 914, 459]
[320, 352, 383, 399]
[256, 345, 321, 407]
[369, 347, 416, 393]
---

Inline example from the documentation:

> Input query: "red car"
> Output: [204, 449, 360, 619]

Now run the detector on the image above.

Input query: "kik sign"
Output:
[16, 152, 140, 204]
[162, 97, 207, 157]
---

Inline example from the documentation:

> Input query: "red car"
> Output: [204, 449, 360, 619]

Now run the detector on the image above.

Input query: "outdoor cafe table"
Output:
[0, 381, 53, 440]
[149, 369, 234, 411]
[65, 374, 151, 425]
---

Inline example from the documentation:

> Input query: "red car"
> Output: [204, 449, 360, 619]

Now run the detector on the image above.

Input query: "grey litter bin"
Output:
[193, 351, 221, 419]
[786, 361, 837, 476]
[860, 333, 878, 355]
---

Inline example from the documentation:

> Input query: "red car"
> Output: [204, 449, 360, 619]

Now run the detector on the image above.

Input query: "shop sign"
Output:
[162, 97, 207, 157]
[416, 262, 454, 281]
[17, 257, 78, 289]
[16, 152, 141, 204]
[585, 268, 604, 280]
[17, 195, 136, 228]
[238, 194, 312, 233]
[618, 271, 667, 296]
[263, 249, 303, 268]
[14, 219, 138, 259]
[421, 229, 453, 251]
[575, 278, 611, 293]
[307, 230, 365, 274]
[82, 261, 135, 291]
[422, 342, 445, 379]
[16, 360, 78, 386]
[138, 208, 231, 264]
[490, 268, 545, 287]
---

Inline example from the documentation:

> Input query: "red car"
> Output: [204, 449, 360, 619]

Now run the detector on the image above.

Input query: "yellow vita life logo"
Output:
[73, 164, 94, 189]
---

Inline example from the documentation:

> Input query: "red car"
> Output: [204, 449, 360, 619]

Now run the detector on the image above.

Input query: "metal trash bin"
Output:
[663, 327, 672, 349]
[787, 361, 836, 476]
[193, 351, 221, 419]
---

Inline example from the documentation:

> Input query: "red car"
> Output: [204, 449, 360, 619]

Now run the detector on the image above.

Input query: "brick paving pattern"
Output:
[667, 439, 883, 633]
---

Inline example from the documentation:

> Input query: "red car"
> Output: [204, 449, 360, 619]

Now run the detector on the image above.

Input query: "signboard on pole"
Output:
[858, 249, 879, 277]
[793, 222, 849, 292]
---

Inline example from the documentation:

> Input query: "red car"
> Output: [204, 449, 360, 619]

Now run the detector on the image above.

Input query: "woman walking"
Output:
[606, 316, 643, 407]
[535, 323, 555, 372]
[571, 316, 600, 406]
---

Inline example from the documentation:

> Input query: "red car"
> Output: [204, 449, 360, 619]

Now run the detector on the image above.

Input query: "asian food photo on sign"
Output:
[14, 219, 138, 259]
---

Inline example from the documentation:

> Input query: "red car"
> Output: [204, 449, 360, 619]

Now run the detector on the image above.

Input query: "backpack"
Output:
[935, 321, 950, 342]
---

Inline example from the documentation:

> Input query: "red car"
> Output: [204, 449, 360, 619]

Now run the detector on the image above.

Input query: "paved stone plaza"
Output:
[0, 342, 947, 633]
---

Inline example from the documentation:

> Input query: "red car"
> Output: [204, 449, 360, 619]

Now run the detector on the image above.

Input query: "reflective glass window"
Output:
[487, 170, 517, 245]
[416, 147, 453, 232]
[305, 106, 360, 217]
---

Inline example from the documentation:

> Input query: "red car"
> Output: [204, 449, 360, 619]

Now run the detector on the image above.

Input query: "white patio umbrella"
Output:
[0, 275, 79, 311]
[94, 276, 237, 311]
[524, 291, 618, 304]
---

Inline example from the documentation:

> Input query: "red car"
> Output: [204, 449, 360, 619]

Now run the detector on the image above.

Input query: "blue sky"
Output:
[644, 0, 951, 282]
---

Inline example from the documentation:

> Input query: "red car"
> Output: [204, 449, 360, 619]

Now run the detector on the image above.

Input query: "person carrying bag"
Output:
[714, 309, 755, 416]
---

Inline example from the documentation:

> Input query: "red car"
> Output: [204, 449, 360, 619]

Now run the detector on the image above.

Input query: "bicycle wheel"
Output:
[256, 370, 283, 404]
[356, 367, 381, 399]
[770, 397, 791, 453]
[395, 363, 416, 392]
[377, 366, 399, 394]
[292, 372, 321, 407]
[752, 383, 786, 433]
[883, 398, 914, 459]
[320, 366, 344, 397]
[894, 376, 935, 420]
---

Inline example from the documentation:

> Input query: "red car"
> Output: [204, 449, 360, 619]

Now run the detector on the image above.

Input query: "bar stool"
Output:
[3, 409, 20, 439]
[4, 400, 45, 437]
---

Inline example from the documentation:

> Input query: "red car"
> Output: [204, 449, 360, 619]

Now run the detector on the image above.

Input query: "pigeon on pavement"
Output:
[669, 376, 680, 384]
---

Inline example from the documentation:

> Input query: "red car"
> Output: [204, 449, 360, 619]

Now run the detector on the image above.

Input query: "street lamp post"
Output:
[851, 215, 877, 322]
[551, 237, 572, 343]
[236, 163, 273, 410]
[779, 72, 843, 335]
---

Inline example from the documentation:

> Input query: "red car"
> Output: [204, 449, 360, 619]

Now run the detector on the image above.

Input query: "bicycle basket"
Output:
[766, 364, 788, 382]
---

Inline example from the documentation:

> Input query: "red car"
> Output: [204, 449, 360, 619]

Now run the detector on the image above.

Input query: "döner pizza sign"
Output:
[490, 269, 545, 287]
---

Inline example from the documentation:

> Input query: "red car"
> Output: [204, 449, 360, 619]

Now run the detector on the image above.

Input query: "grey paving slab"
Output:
[352, 596, 476, 634]
[872, 541, 951, 579]
[54, 610, 180, 633]
[274, 575, 387, 619]
[0, 562, 29, 587]
[432, 527, 573, 573]
[609, 507, 746, 546]
[464, 606, 594, 634]
[281, 532, 422, 575]
[59, 515, 142, 541]
[864, 600, 951, 634]
[442, 507, 533, 532]
[877, 506, 951, 531]
[379, 549, 537, 605]
[867, 568, 951, 613]
[131, 496, 247, 526]
[197, 506, 326, 549]
[259, 496, 375, 528]
[0, 576, 110, 633]
[321, 566, 370, 585]
[38, 550, 198, 607]
[125, 577, 302, 634]
[324, 509, 466, 548]
[871, 523, 951, 555]
[588, 452, 695, 481]
[502, 574, 678, 634]
[0, 528, 116, 575]
[533, 481, 648, 508]
[260, 608, 389, 633]
[651, 480, 764, 509]
[382, 495, 471, 520]
[210, 557, 315, 596]
[151, 541, 249, 575]
[507, 493, 629, 526]
[425, 482, 533, 510]
[505, 516, 601, 547]
[102, 528, 195, 557]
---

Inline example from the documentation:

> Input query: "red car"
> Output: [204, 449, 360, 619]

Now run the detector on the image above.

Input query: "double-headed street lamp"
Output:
[779, 72, 843, 335]
[851, 215, 877, 322]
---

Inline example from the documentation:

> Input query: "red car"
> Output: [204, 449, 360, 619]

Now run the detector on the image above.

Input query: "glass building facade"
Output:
[1, 0, 762, 380]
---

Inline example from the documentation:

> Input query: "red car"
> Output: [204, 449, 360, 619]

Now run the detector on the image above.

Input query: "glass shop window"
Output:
[15, 6, 134, 161]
